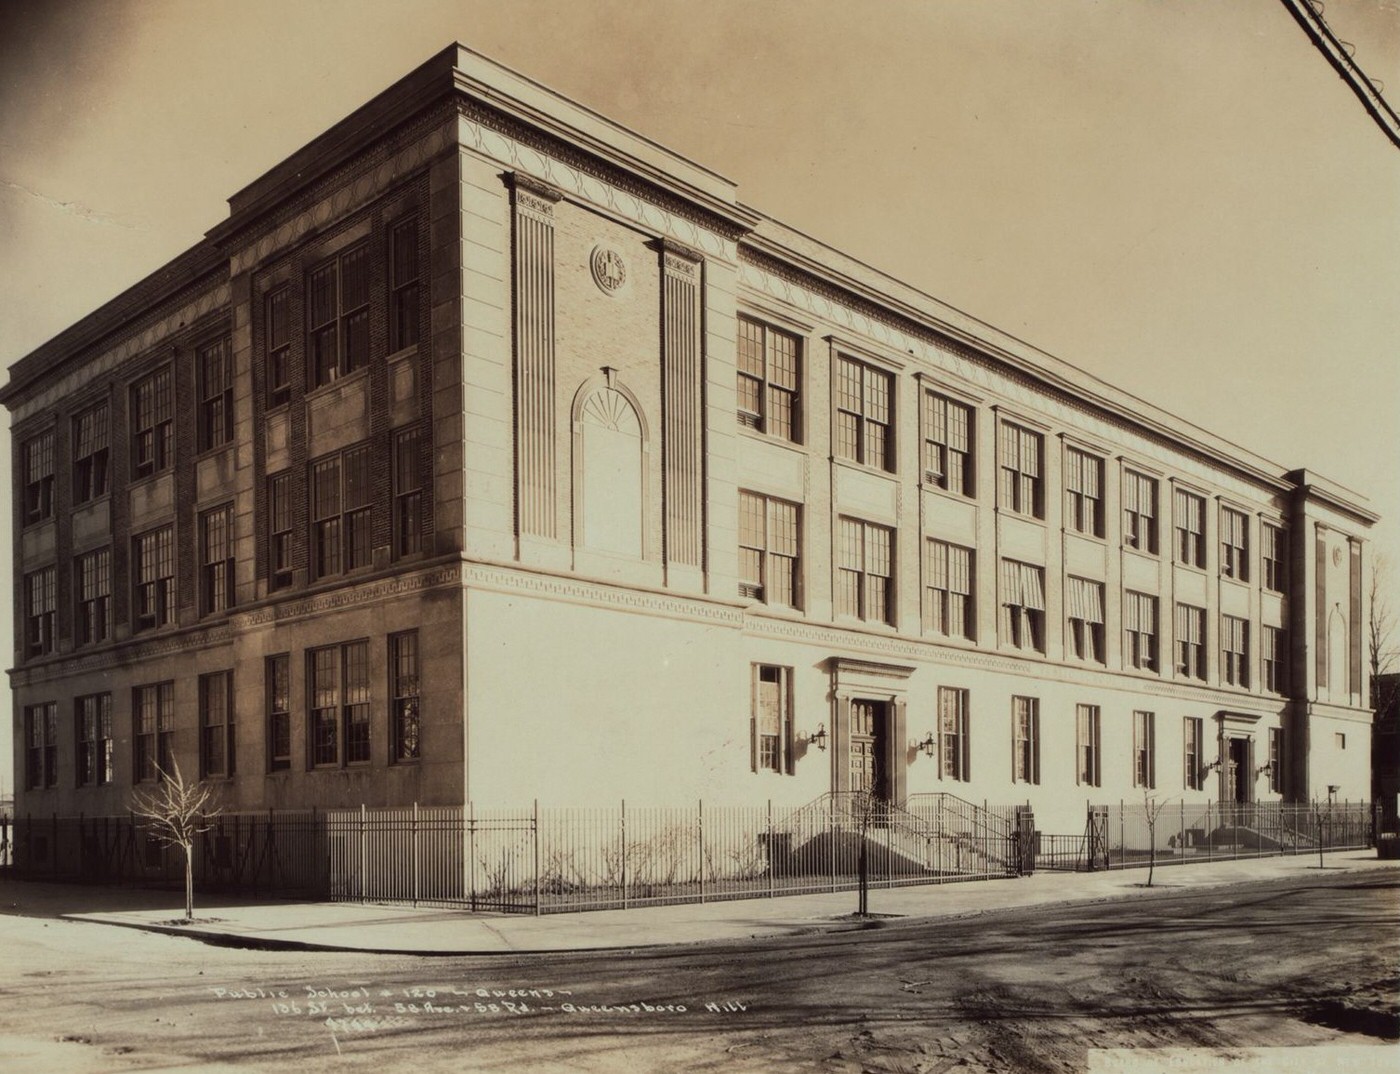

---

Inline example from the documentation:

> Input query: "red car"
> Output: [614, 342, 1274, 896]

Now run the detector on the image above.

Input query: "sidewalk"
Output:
[62, 851, 1396, 955]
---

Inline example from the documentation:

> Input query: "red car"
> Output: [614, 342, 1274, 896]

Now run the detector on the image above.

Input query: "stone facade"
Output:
[4, 45, 1377, 839]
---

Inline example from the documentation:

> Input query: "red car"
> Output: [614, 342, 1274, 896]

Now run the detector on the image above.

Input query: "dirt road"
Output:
[1, 869, 1396, 1072]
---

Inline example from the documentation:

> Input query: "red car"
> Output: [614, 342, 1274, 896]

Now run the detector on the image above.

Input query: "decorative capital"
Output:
[508, 173, 563, 219]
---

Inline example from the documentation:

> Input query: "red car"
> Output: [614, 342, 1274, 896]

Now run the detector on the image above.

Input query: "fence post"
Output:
[359, 804, 368, 904]
[532, 799, 541, 917]
[468, 800, 476, 913]
[411, 802, 420, 908]
[767, 799, 775, 900]
[620, 799, 628, 911]
[697, 800, 705, 904]
[829, 795, 837, 893]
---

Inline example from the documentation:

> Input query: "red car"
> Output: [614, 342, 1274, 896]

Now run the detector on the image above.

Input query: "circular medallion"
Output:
[590, 245, 627, 296]
[1332, 547, 1343, 567]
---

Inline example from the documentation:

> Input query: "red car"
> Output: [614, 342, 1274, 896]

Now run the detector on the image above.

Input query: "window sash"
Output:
[1076, 705, 1101, 787]
[1134, 711, 1155, 788]
[391, 632, 421, 762]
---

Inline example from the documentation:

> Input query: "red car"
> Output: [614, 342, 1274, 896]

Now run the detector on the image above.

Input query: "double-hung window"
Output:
[998, 422, 1042, 518]
[837, 517, 893, 624]
[737, 316, 800, 441]
[1123, 591, 1158, 672]
[268, 472, 294, 590]
[1133, 711, 1156, 789]
[310, 444, 372, 578]
[924, 539, 973, 639]
[1263, 625, 1286, 694]
[1123, 470, 1158, 554]
[1000, 559, 1045, 653]
[1222, 615, 1249, 688]
[25, 703, 58, 789]
[1064, 448, 1103, 536]
[1221, 508, 1249, 581]
[308, 640, 371, 767]
[308, 242, 370, 387]
[1175, 489, 1206, 567]
[751, 664, 793, 774]
[73, 405, 110, 503]
[1268, 727, 1285, 794]
[133, 527, 175, 631]
[393, 427, 424, 558]
[1076, 704, 1101, 787]
[938, 687, 970, 781]
[1262, 524, 1285, 592]
[390, 631, 421, 763]
[1066, 577, 1105, 663]
[25, 567, 55, 658]
[389, 217, 420, 352]
[1175, 603, 1206, 680]
[266, 654, 291, 772]
[76, 548, 111, 645]
[131, 367, 173, 478]
[922, 390, 972, 495]
[1012, 696, 1040, 784]
[197, 337, 233, 452]
[133, 682, 174, 782]
[738, 491, 800, 607]
[266, 286, 292, 408]
[76, 694, 113, 787]
[1183, 716, 1204, 790]
[200, 505, 235, 615]
[834, 355, 892, 471]
[200, 670, 235, 778]
[22, 431, 54, 525]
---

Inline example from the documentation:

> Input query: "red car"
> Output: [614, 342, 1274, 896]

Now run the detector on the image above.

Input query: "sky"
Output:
[1, 0, 1397, 797]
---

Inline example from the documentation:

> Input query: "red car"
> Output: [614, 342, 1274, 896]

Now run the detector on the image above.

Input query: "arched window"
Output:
[577, 386, 644, 558]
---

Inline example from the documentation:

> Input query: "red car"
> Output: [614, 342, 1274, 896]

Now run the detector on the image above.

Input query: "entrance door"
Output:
[850, 700, 890, 801]
[1227, 737, 1250, 804]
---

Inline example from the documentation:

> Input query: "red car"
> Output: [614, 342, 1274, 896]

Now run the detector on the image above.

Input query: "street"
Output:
[1, 869, 1396, 1073]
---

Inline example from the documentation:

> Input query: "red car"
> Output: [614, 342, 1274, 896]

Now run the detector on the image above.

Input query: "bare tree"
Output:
[1142, 791, 1173, 888]
[1370, 553, 1397, 709]
[130, 759, 221, 922]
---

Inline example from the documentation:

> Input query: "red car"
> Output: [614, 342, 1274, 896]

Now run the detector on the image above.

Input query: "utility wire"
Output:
[1279, 0, 1400, 149]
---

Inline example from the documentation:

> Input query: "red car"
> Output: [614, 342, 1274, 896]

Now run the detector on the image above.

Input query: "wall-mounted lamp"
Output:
[1255, 761, 1274, 778]
[1202, 759, 1223, 775]
[810, 724, 828, 752]
[1327, 784, 1340, 802]
[913, 732, 937, 759]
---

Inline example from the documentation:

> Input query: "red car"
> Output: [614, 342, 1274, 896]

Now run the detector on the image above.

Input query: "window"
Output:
[1263, 626, 1286, 694]
[1123, 591, 1158, 672]
[1336, 732, 1346, 749]
[998, 422, 1043, 518]
[24, 703, 58, 789]
[266, 286, 292, 408]
[266, 654, 291, 772]
[834, 355, 893, 470]
[737, 316, 801, 441]
[751, 664, 793, 774]
[197, 337, 233, 451]
[1012, 696, 1040, 784]
[389, 217, 420, 352]
[308, 242, 370, 387]
[393, 428, 424, 558]
[133, 527, 175, 631]
[1000, 559, 1045, 653]
[1175, 489, 1206, 568]
[311, 444, 372, 578]
[922, 391, 973, 495]
[390, 631, 421, 763]
[938, 687, 970, 781]
[76, 694, 113, 787]
[73, 405, 110, 503]
[1134, 711, 1155, 789]
[1221, 507, 1249, 581]
[1175, 603, 1205, 680]
[1066, 577, 1105, 663]
[131, 367, 173, 478]
[268, 472, 294, 590]
[308, 640, 370, 767]
[1262, 524, 1286, 592]
[924, 540, 973, 639]
[1223, 615, 1249, 688]
[22, 431, 54, 524]
[1183, 716, 1204, 790]
[837, 517, 893, 624]
[133, 682, 174, 782]
[25, 567, 55, 658]
[76, 548, 111, 646]
[1268, 727, 1285, 795]
[1122, 471, 1158, 554]
[200, 505, 235, 615]
[739, 492, 800, 607]
[200, 671, 235, 779]
[1064, 448, 1103, 536]
[1076, 705, 1101, 787]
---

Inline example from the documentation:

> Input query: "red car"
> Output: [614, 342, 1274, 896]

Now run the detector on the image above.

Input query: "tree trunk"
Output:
[184, 843, 194, 922]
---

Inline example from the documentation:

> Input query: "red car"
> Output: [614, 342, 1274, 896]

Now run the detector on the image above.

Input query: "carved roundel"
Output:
[590, 245, 628, 296]
[1332, 546, 1344, 567]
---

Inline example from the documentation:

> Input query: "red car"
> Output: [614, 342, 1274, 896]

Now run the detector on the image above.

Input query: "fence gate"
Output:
[1014, 807, 1036, 875]
[1085, 806, 1109, 871]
